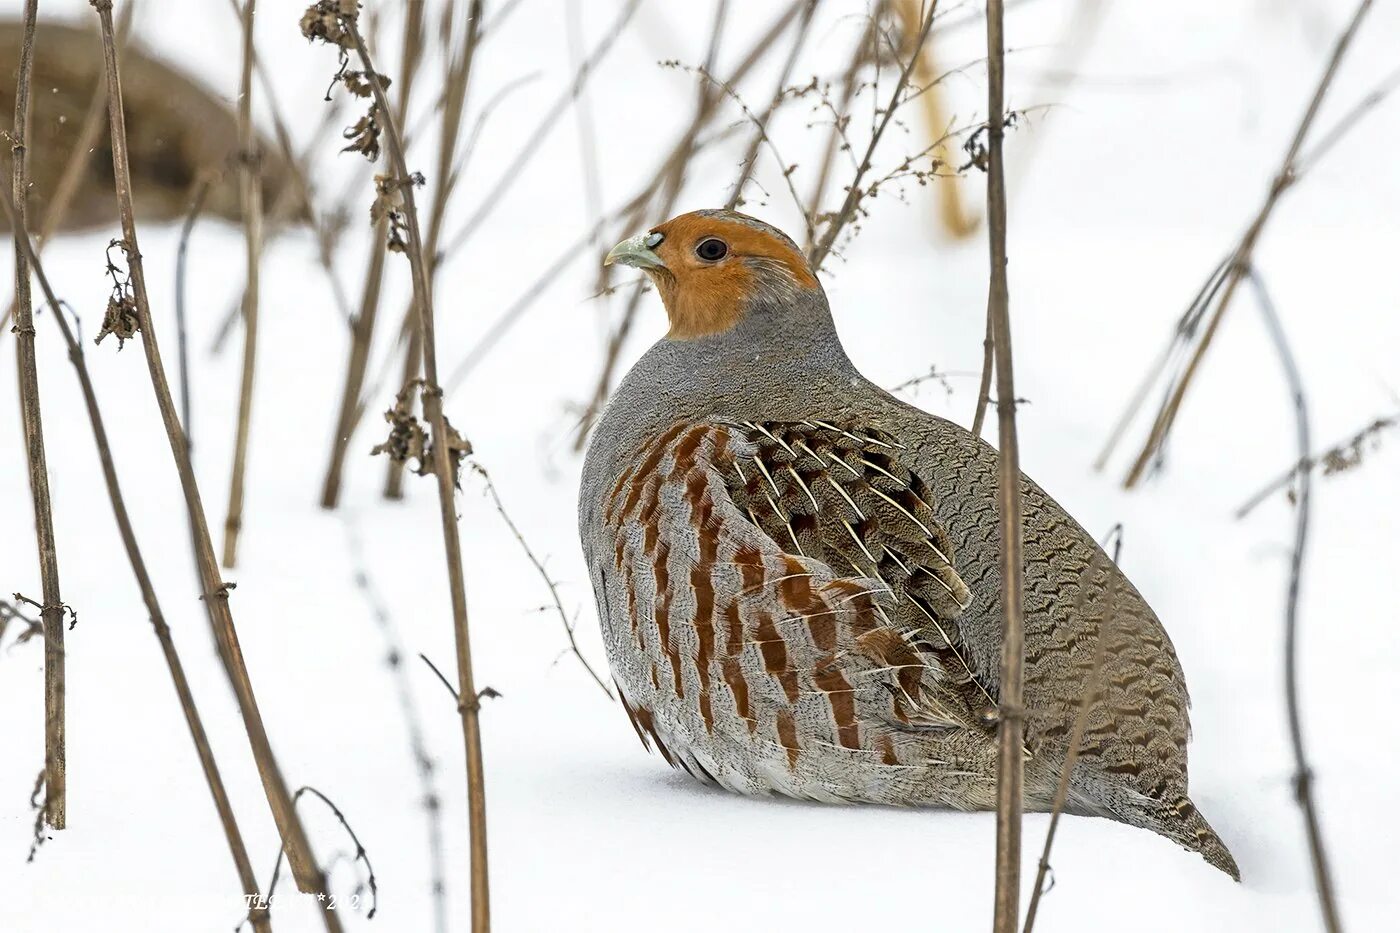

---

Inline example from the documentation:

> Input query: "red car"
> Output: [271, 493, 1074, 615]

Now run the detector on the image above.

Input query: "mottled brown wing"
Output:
[602, 420, 996, 776]
[721, 420, 998, 718]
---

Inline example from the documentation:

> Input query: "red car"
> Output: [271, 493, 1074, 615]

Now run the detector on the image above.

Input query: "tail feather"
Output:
[1160, 796, 1240, 881]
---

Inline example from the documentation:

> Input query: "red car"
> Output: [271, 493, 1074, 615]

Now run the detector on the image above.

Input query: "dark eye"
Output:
[695, 237, 728, 261]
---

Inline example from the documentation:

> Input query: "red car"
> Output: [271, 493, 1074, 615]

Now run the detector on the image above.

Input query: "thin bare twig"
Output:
[222, 0, 265, 568]
[0, 174, 272, 933]
[807, 0, 938, 270]
[802, 9, 878, 254]
[1113, 0, 1376, 489]
[438, 0, 644, 260]
[12, 0, 66, 832]
[1235, 413, 1398, 519]
[89, 2, 338, 920]
[261, 787, 378, 923]
[724, 0, 821, 221]
[1248, 268, 1343, 933]
[471, 464, 613, 699]
[985, 0, 1026, 929]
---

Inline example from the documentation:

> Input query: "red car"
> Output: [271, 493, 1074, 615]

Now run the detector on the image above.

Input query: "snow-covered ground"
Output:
[3, 1, 1399, 930]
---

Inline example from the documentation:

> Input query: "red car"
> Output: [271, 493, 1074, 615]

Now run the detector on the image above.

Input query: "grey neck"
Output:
[587, 287, 864, 471]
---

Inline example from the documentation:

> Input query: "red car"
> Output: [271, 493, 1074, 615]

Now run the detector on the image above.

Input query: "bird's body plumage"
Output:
[580, 210, 1237, 878]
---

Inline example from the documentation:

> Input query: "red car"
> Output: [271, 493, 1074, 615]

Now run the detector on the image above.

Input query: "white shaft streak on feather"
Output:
[824, 474, 866, 519]
[786, 466, 821, 512]
[901, 593, 996, 707]
[750, 455, 785, 503]
[744, 421, 797, 456]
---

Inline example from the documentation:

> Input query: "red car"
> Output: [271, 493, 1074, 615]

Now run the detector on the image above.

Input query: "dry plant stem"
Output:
[344, 19, 491, 930]
[175, 177, 212, 452]
[0, 3, 132, 333]
[807, 0, 938, 270]
[322, 224, 389, 507]
[1249, 269, 1343, 933]
[1021, 560, 1117, 933]
[472, 464, 613, 699]
[0, 184, 272, 933]
[89, 3, 339, 919]
[12, 0, 66, 832]
[984, 2, 1026, 930]
[895, 0, 976, 238]
[222, 0, 264, 568]
[382, 0, 481, 502]
[322, 0, 428, 509]
[1119, 0, 1374, 489]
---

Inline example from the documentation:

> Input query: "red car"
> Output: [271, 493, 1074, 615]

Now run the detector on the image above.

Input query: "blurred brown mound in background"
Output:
[0, 18, 292, 234]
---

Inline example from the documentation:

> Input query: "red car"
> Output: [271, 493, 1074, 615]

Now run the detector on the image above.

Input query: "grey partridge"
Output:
[579, 209, 1238, 879]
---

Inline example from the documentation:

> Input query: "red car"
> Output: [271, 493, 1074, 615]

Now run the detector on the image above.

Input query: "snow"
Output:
[2, 0, 1399, 930]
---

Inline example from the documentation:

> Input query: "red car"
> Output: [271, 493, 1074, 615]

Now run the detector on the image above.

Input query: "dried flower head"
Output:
[300, 0, 361, 48]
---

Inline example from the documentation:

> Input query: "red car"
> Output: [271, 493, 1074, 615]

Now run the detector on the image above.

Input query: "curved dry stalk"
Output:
[88, 4, 339, 925]
[984, 1, 1026, 930]
[222, 0, 265, 569]
[1248, 269, 1343, 933]
[12, 0, 66, 833]
[1115, 0, 1375, 489]
[0, 173, 273, 933]
[175, 174, 214, 453]
[334, 12, 493, 929]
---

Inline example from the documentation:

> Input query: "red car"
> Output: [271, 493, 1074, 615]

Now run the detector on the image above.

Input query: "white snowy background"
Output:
[2, 1, 1398, 930]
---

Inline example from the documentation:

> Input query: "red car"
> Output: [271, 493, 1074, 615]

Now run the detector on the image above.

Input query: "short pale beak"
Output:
[604, 233, 666, 270]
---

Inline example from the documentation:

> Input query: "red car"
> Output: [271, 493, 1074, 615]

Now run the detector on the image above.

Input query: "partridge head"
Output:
[582, 208, 1238, 879]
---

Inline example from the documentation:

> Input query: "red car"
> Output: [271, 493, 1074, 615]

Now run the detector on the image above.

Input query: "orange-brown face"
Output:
[604, 210, 819, 340]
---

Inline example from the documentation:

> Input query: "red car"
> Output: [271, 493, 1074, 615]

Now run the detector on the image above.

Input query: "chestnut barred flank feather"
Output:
[583, 210, 1239, 879]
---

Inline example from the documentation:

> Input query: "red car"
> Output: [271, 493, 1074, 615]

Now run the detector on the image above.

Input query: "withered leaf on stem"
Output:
[370, 384, 472, 488]
[95, 293, 140, 348]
